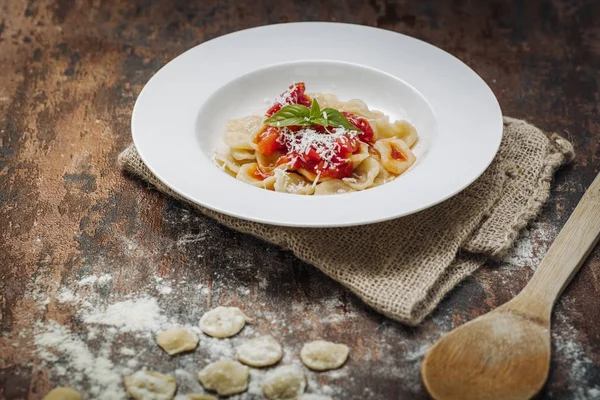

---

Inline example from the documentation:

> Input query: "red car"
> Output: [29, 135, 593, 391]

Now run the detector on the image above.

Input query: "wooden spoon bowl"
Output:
[422, 307, 550, 400]
[422, 171, 600, 400]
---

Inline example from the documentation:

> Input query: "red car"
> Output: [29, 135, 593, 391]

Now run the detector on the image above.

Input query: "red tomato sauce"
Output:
[257, 83, 376, 180]
[266, 83, 312, 117]
[248, 163, 270, 181]
[390, 144, 407, 161]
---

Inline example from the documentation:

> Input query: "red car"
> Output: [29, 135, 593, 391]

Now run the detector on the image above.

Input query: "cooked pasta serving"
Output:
[213, 82, 418, 195]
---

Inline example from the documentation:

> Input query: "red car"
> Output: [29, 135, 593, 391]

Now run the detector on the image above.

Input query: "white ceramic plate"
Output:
[132, 22, 502, 227]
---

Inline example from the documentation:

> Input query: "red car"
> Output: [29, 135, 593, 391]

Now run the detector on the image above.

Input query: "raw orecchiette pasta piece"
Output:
[224, 115, 263, 151]
[197, 360, 249, 396]
[374, 138, 416, 175]
[300, 395, 333, 400]
[213, 152, 241, 176]
[313, 180, 355, 195]
[300, 340, 350, 371]
[43, 388, 82, 400]
[262, 365, 306, 400]
[124, 371, 177, 400]
[237, 335, 283, 367]
[156, 327, 199, 355]
[236, 163, 277, 190]
[349, 142, 370, 168]
[185, 395, 219, 400]
[199, 306, 250, 338]
[373, 117, 418, 147]
[176, 395, 218, 400]
[342, 157, 380, 191]
[230, 148, 255, 161]
[274, 171, 315, 195]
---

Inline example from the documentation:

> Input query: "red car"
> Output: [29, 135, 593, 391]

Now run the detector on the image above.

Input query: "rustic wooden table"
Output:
[1, 1, 599, 399]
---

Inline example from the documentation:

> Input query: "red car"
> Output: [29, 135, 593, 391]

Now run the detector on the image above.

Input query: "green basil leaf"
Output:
[264, 104, 311, 125]
[321, 108, 362, 132]
[310, 98, 321, 120]
[265, 117, 311, 127]
[311, 117, 330, 127]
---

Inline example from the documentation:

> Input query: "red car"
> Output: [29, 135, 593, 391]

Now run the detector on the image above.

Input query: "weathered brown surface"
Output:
[0, 0, 599, 399]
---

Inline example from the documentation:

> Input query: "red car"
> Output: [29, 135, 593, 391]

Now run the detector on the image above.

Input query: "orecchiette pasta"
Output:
[313, 179, 355, 195]
[236, 163, 277, 190]
[197, 360, 249, 396]
[214, 83, 418, 195]
[231, 148, 256, 161]
[296, 168, 332, 184]
[43, 388, 82, 400]
[342, 157, 380, 191]
[372, 162, 397, 187]
[310, 92, 342, 109]
[156, 327, 199, 355]
[339, 98, 384, 119]
[374, 138, 416, 175]
[349, 142, 370, 168]
[224, 116, 263, 151]
[300, 340, 350, 371]
[124, 371, 177, 400]
[256, 151, 284, 173]
[213, 152, 241, 176]
[199, 306, 250, 338]
[373, 118, 418, 147]
[274, 171, 315, 195]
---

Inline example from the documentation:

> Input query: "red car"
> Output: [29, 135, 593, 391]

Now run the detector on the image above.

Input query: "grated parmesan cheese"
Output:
[271, 84, 297, 109]
[276, 127, 359, 169]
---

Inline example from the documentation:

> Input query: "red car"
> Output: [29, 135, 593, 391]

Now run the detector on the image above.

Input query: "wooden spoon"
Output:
[422, 171, 600, 400]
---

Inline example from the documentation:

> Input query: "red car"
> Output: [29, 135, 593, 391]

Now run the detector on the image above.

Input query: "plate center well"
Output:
[196, 60, 438, 165]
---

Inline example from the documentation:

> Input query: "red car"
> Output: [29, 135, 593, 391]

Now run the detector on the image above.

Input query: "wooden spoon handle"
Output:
[522, 171, 600, 307]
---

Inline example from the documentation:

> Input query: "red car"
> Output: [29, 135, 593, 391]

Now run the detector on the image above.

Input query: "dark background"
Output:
[0, 0, 599, 399]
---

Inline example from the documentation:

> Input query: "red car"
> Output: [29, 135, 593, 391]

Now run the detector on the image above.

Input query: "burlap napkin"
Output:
[118, 117, 574, 325]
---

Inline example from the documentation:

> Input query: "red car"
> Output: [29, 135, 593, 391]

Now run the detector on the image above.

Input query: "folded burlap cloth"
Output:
[118, 117, 574, 325]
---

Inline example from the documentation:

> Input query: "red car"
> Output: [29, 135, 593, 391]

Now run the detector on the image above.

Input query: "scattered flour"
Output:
[98, 274, 114, 285]
[57, 287, 78, 304]
[404, 344, 430, 362]
[503, 222, 557, 270]
[198, 335, 236, 361]
[176, 233, 207, 247]
[549, 309, 600, 399]
[173, 368, 204, 393]
[158, 285, 173, 295]
[77, 273, 113, 287]
[119, 347, 137, 356]
[587, 388, 600, 399]
[82, 296, 169, 332]
[34, 321, 127, 399]
[238, 287, 250, 296]
[293, 297, 359, 324]
[553, 331, 597, 396]
[245, 368, 265, 396]
[77, 275, 98, 286]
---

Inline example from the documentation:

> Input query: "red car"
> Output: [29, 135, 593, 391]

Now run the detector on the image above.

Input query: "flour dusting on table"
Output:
[35, 321, 127, 399]
[30, 269, 348, 399]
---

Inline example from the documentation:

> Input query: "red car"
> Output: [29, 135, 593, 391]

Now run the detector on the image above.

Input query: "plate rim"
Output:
[131, 21, 503, 228]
